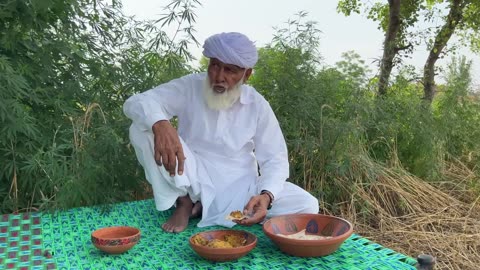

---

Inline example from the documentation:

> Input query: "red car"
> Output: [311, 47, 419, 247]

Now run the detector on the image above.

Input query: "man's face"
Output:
[207, 58, 251, 93]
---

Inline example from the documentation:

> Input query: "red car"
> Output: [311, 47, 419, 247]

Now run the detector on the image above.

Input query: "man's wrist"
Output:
[260, 190, 274, 210]
[152, 120, 169, 131]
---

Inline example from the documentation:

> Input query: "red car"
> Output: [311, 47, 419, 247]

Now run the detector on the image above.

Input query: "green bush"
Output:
[0, 0, 197, 213]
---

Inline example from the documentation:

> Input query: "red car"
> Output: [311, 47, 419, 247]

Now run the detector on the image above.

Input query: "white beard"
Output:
[203, 78, 243, 111]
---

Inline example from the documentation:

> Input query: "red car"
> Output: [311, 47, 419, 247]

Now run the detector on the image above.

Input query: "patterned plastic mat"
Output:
[0, 212, 56, 270]
[1, 199, 417, 270]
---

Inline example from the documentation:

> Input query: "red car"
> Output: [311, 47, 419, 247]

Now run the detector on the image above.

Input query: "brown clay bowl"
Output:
[263, 213, 353, 257]
[91, 226, 141, 254]
[189, 229, 257, 262]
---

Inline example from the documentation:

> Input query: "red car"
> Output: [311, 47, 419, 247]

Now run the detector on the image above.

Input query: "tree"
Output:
[423, 0, 480, 102]
[337, 0, 480, 103]
[338, 0, 422, 96]
[378, 0, 403, 96]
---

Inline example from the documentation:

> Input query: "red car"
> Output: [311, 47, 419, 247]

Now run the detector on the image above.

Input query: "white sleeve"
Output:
[123, 74, 194, 131]
[253, 98, 289, 200]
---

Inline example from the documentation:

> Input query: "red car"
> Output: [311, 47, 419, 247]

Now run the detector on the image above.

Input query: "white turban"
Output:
[202, 32, 258, 68]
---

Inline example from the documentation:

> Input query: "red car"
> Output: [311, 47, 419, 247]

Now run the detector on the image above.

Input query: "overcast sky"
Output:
[121, 0, 479, 86]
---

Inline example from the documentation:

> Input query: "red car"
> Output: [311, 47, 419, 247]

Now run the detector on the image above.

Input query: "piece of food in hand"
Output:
[277, 229, 333, 240]
[225, 210, 247, 221]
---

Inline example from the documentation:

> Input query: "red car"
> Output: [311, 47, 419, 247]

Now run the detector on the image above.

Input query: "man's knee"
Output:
[303, 193, 319, 214]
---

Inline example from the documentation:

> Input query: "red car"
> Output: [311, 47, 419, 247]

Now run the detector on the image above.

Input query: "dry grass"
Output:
[326, 157, 480, 270]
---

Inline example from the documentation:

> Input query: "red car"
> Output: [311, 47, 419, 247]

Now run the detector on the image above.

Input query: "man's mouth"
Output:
[213, 85, 227, 94]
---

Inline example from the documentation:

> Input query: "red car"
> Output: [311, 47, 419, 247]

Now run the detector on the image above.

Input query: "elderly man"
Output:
[124, 32, 319, 233]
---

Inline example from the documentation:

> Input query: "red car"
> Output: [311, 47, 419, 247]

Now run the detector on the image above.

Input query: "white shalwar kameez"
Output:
[124, 73, 319, 228]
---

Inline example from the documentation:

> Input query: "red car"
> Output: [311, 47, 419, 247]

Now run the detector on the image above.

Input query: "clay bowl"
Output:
[263, 213, 353, 257]
[91, 226, 141, 254]
[189, 229, 257, 262]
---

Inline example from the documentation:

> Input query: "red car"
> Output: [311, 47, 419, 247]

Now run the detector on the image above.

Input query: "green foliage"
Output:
[198, 56, 209, 71]
[458, 0, 480, 53]
[250, 16, 369, 204]
[0, 0, 198, 213]
[271, 11, 322, 60]
[250, 14, 480, 207]
[335, 51, 372, 88]
[366, 84, 444, 179]
[337, 0, 362, 15]
[436, 56, 480, 162]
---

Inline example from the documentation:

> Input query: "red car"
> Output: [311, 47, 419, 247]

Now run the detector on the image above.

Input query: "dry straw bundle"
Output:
[330, 157, 480, 270]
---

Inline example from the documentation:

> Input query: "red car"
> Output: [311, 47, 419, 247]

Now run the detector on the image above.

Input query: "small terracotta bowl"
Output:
[91, 226, 141, 254]
[189, 230, 257, 262]
[263, 213, 353, 257]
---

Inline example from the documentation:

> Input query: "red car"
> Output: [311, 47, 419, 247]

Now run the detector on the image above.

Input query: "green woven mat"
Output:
[0, 212, 56, 270]
[38, 199, 417, 270]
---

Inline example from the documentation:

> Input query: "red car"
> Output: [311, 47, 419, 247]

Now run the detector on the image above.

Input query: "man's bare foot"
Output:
[162, 195, 193, 233]
[190, 201, 202, 218]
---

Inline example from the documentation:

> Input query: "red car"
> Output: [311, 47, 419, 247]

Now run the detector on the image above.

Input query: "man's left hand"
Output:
[233, 193, 270, 226]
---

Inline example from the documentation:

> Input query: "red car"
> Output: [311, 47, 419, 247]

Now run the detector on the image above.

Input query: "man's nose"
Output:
[214, 67, 225, 82]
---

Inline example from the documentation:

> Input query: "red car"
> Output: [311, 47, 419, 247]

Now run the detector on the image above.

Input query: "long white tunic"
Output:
[123, 72, 290, 227]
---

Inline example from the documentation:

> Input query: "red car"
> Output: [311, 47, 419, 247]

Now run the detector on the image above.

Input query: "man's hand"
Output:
[233, 193, 271, 226]
[152, 120, 186, 176]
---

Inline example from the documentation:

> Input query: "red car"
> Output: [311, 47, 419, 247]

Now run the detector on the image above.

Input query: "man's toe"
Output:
[173, 226, 186, 233]
[162, 223, 173, 232]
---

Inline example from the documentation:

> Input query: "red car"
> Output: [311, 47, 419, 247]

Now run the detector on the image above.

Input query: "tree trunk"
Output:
[423, 0, 465, 103]
[378, 0, 402, 96]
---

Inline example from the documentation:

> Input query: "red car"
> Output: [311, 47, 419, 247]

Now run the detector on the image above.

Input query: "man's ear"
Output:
[243, 68, 253, 83]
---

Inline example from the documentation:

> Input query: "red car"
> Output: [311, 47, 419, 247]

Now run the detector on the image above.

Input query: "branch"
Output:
[394, 43, 413, 53]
